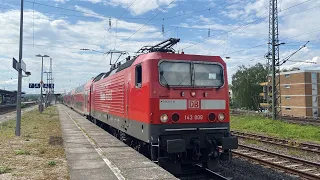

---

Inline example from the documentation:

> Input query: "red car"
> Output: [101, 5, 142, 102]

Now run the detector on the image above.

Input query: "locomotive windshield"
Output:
[159, 61, 224, 87]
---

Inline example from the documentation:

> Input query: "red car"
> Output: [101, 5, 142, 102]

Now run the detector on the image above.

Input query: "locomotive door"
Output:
[125, 80, 130, 120]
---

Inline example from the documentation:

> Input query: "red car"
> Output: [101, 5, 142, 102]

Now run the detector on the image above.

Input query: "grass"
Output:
[47, 161, 56, 166]
[231, 115, 320, 143]
[0, 106, 69, 180]
[0, 166, 11, 174]
[14, 149, 30, 155]
[243, 139, 262, 145]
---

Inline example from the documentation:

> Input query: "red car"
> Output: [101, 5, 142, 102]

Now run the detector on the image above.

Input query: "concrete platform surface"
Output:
[57, 105, 178, 180]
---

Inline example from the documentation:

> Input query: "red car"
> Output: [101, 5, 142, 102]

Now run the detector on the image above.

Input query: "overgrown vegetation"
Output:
[0, 166, 11, 174]
[231, 115, 320, 143]
[14, 149, 30, 155]
[231, 63, 268, 111]
[0, 107, 69, 179]
[47, 161, 57, 166]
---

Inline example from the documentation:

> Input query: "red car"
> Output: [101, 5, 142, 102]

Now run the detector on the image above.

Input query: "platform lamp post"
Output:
[36, 54, 49, 113]
[15, 0, 24, 136]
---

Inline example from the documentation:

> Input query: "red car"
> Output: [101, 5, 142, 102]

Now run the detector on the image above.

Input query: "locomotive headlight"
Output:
[218, 113, 225, 121]
[191, 91, 196, 97]
[160, 114, 169, 123]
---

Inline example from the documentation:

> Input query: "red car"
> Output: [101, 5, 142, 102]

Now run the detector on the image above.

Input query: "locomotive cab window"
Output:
[194, 63, 224, 87]
[135, 65, 142, 88]
[158, 61, 223, 87]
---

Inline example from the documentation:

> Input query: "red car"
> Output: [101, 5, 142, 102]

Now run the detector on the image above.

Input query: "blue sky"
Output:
[0, 0, 320, 93]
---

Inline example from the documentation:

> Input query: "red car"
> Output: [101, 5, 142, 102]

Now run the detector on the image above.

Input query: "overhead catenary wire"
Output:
[182, 0, 314, 51]
[115, 0, 176, 49]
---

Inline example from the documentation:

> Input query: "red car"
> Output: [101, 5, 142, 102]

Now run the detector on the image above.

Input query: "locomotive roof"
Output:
[92, 52, 225, 82]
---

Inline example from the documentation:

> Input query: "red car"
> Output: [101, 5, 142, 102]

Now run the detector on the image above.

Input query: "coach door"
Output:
[84, 90, 88, 115]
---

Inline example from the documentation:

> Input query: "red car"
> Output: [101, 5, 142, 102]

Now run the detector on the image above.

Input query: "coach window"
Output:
[135, 65, 142, 88]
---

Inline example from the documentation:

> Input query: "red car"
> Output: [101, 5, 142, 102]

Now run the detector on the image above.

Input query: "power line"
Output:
[115, 0, 176, 49]
[182, 0, 314, 51]
[25, 0, 108, 19]
[280, 0, 311, 11]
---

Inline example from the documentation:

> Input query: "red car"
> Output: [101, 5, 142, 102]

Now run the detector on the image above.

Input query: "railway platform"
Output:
[57, 104, 177, 180]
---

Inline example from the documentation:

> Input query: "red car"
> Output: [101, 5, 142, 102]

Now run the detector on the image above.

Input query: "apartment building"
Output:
[260, 70, 320, 117]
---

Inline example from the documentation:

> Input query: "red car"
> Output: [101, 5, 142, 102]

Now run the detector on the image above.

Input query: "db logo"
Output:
[189, 100, 200, 108]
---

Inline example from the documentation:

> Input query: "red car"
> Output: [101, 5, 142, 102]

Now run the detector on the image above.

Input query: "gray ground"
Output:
[214, 157, 298, 180]
[0, 105, 37, 124]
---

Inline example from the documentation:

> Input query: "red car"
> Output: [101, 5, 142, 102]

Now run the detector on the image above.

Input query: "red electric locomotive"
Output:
[64, 38, 238, 173]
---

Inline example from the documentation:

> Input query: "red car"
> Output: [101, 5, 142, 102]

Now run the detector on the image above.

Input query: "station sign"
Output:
[29, 83, 54, 88]
[21, 60, 26, 72]
[29, 83, 41, 88]
[12, 58, 27, 72]
[12, 58, 19, 71]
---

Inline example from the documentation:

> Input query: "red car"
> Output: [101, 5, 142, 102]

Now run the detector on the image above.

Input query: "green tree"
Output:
[231, 63, 268, 110]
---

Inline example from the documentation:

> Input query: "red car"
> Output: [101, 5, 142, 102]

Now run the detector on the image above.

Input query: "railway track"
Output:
[231, 130, 320, 154]
[178, 165, 231, 180]
[0, 102, 37, 115]
[233, 144, 320, 180]
[280, 116, 320, 126]
[82, 109, 230, 180]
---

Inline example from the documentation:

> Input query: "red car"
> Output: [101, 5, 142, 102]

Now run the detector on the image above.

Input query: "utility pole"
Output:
[49, 58, 53, 105]
[36, 54, 49, 112]
[15, 0, 24, 136]
[267, 0, 280, 120]
[44, 71, 49, 107]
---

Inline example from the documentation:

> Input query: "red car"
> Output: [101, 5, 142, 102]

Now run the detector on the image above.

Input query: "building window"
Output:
[285, 85, 290, 88]
[285, 96, 291, 100]
[285, 74, 290, 78]
[285, 107, 291, 111]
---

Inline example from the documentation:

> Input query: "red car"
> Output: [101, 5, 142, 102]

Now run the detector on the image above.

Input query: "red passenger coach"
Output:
[64, 38, 238, 173]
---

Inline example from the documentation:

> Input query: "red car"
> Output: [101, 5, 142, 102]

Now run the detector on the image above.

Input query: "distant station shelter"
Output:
[260, 70, 320, 118]
[0, 89, 26, 105]
[0, 89, 17, 105]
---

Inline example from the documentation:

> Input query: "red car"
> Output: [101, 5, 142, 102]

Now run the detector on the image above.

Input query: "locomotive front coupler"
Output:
[190, 139, 202, 160]
[207, 138, 219, 160]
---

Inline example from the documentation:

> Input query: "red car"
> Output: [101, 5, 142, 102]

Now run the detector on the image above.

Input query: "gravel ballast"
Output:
[214, 157, 299, 180]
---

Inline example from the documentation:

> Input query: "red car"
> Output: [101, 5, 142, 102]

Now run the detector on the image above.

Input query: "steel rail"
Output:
[231, 130, 320, 154]
[233, 144, 320, 180]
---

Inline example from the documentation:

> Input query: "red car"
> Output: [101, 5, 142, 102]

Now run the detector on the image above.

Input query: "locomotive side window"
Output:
[135, 65, 142, 88]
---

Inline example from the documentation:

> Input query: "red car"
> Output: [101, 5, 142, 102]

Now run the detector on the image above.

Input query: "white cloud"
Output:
[0, 9, 165, 93]
[74, 5, 105, 19]
[82, 0, 103, 3]
[1, 0, 320, 92]
[104, 0, 176, 15]
[54, 0, 69, 3]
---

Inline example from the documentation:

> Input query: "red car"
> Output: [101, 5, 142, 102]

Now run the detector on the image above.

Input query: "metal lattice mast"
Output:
[267, 0, 281, 119]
